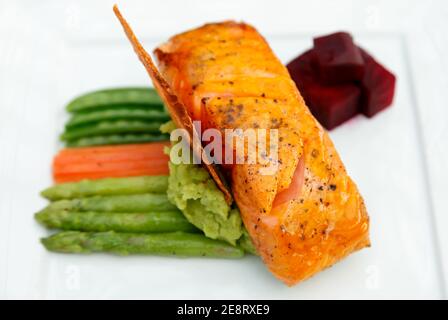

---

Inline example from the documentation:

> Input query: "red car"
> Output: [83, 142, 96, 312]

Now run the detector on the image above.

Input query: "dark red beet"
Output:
[306, 83, 361, 130]
[286, 49, 316, 88]
[287, 50, 361, 130]
[359, 48, 396, 117]
[313, 32, 364, 84]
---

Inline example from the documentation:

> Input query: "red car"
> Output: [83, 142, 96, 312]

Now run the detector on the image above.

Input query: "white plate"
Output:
[0, 32, 444, 299]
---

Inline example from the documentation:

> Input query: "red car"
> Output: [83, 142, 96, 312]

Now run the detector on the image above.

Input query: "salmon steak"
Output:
[114, 8, 370, 286]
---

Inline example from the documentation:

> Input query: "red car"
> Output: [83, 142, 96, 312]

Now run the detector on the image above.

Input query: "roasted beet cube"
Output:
[287, 32, 396, 128]
[286, 49, 316, 87]
[305, 83, 361, 130]
[359, 48, 396, 117]
[313, 32, 364, 84]
[287, 49, 361, 130]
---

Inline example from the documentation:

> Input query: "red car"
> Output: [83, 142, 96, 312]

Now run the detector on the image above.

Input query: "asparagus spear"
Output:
[66, 87, 164, 113]
[41, 231, 245, 258]
[61, 120, 164, 141]
[66, 133, 169, 147]
[41, 176, 168, 201]
[35, 210, 198, 233]
[40, 194, 177, 213]
[66, 108, 170, 128]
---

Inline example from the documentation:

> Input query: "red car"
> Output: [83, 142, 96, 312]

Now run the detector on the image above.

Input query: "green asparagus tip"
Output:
[41, 231, 89, 254]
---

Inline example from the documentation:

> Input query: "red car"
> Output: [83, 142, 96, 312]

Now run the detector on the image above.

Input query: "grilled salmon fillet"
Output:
[154, 21, 370, 285]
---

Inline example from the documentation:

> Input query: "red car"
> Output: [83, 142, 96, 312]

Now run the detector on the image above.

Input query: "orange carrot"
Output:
[57, 143, 168, 155]
[54, 159, 169, 174]
[53, 143, 170, 183]
[54, 166, 169, 183]
[54, 151, 167, 166]
[55, 142, 169, 164]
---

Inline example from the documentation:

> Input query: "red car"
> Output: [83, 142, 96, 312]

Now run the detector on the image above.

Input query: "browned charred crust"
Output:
[113, 5, 233, 204]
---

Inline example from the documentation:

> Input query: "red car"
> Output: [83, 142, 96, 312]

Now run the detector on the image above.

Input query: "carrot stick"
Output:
[58, 142, 169, 154]
[54, 166, 169, 183]
[59, 142, 169, 156]
[54, 151, 167, 166]
[53, 142, 170, 183]
[54, 159, 169, 174]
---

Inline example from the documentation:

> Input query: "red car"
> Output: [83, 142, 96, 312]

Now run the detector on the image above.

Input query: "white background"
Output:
[0, 0, 447, 299]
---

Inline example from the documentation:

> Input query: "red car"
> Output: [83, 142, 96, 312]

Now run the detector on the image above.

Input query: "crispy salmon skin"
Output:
[154, 21, 370, 285]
